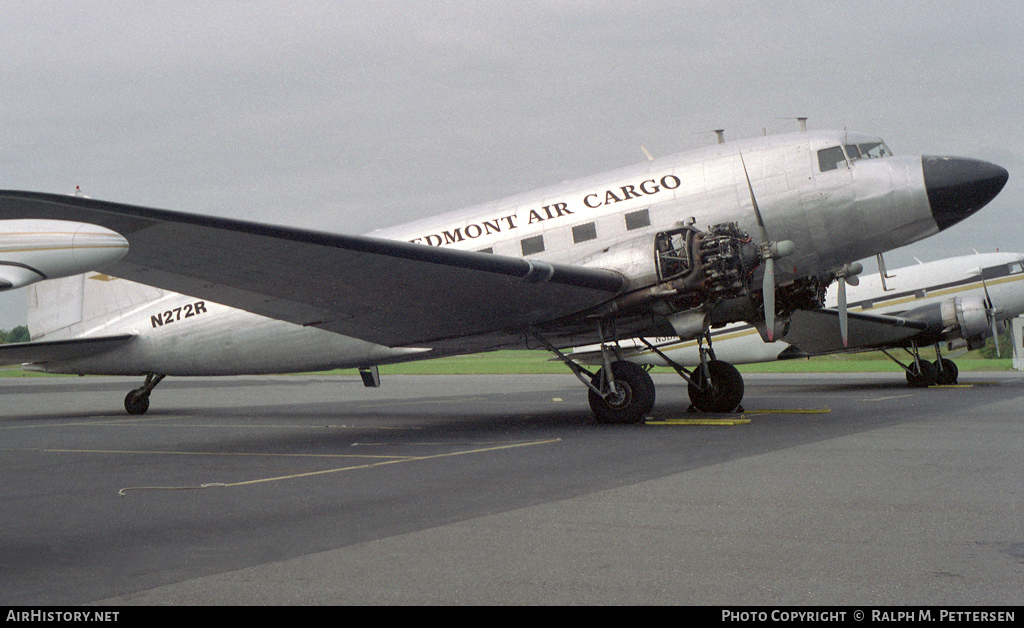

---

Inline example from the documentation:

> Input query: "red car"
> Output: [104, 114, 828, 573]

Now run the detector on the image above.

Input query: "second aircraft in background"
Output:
[573, 251, 1024, 390]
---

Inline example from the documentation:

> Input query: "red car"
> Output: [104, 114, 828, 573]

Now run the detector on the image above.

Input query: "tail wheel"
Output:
[125, 391, 150, 415]
[906, 360, 937, 388]
[933, 359, 958, 385]
[688, 360, 744, 413]
[588, 361, 656, 424]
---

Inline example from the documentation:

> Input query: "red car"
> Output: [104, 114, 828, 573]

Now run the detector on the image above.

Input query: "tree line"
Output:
[0, 326, 30, 344]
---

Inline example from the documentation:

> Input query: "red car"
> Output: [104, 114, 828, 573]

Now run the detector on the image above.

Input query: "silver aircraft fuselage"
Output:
[19, 129, 1008, 376]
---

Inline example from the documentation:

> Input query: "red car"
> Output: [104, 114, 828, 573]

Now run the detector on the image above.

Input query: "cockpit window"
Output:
[817, 146, 847, 172]
[847, 141, 892, 161]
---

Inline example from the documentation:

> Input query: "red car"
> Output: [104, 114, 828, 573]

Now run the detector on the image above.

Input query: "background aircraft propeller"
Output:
[980, 276, 1001, 357]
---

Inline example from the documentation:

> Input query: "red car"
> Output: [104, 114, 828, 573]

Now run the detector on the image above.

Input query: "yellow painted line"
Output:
[0, 418, 355, 431]
[0, 413, 419, 432]
[646, 418, 749, 426]
[864, 394, 915, 401]
[12, 447, 416, 461]
[742, 408, 831, 415]
[350, 396, 489, 409]
[96, 437, 561, 496]
[929, 384, 973, 389]
[350, 440, 540, 447]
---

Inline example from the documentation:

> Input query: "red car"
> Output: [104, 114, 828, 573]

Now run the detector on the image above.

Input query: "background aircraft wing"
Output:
[783, 309, 929, 354]
[0, 191, 625, 347]
[0, 334, 135, 367]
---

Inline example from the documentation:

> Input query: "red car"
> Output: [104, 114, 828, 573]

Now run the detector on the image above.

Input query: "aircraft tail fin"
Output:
[28, 273, 165, 341]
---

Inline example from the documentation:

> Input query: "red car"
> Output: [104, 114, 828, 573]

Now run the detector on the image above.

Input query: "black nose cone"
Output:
[923, 156, 1009, 230]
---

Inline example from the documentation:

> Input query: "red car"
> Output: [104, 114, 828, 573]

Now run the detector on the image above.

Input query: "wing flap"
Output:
[0, 191, 625, 346]
[783, 309, 928, 354]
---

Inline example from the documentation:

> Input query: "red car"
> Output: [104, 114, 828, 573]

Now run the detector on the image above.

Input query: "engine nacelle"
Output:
[0, 219, 128, 290]
[582, 222, 760, 317]
[940, 295, 991, 348]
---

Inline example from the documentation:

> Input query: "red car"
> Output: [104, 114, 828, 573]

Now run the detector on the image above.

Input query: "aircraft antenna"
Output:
[714, 129, 725, 144]
[641, 146, 655, 161]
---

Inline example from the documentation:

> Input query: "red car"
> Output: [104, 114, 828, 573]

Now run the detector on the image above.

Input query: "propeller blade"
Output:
[764, 256, 775, 341]
[739, 154, 770, 242]
[838, 277, 849, 348]
[980, 276, 1000, 357]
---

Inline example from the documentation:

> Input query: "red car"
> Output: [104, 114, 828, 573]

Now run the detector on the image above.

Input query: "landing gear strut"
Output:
[587, 361, 656, 424]
[534, 330, 655, 424]
[638, 332, 745, 413]
[687, 360, 745, 413]
[881, 343, 953, 388]
[125, 373, 165, 415]
[933, 344, 959, 385]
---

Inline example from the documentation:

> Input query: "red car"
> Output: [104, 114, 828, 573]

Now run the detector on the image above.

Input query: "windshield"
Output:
[844, 141, 892, 162]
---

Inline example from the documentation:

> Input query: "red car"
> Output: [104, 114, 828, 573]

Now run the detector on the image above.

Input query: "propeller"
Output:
[739, 154, 794, 341]
[980, 275, 1001, 357]
[835, 262, 863, 348]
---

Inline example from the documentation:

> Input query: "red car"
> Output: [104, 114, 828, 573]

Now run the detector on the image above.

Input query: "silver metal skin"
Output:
[0, 130, 1008, 394]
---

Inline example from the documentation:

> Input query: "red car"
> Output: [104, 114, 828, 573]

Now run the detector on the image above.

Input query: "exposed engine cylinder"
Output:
[585, 221, 761, 317]
[695, 223, 761, 301]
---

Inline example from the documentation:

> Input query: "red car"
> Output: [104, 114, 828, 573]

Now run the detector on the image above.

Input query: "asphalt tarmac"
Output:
[1, 372, 1021, 605]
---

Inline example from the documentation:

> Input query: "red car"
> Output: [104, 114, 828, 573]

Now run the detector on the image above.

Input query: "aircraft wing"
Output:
[783, 309, 929, 354]
[0, 191, 626, 347]
[0, 334, 135, 367]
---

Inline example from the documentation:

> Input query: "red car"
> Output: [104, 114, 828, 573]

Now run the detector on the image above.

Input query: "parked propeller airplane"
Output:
[0, 129, 1009, 421]
[572, 251, 1024, 390]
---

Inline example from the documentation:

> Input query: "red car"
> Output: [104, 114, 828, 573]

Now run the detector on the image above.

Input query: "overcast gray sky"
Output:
[1, 1, 1021, 329]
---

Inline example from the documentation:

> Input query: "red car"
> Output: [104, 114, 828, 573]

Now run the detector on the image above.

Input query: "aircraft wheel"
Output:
[905, 360, 937, 388]
[688, 360, 745, 413]
[933, 359, 958, 385]
[125, 390, 150, 415]
[588, 361, 655, 424]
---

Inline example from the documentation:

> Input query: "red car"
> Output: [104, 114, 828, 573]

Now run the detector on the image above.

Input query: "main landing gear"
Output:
[535, 332, 655, 424]
[638, 334, 744, 413]
[124, 373, 165, 415]
[536, 327, 745, 424]
[881, 343, 958, 388]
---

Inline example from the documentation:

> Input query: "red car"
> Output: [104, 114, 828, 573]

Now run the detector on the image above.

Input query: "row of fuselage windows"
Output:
[477, 208, 651, 256]
[483, 206, 651, 253]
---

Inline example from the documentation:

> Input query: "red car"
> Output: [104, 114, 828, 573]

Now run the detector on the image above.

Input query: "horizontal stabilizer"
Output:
[0, 334, 134, 367]
[783, 309, 928, 354]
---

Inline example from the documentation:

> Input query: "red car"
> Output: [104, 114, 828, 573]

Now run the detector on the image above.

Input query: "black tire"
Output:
[688, 360, 745, 413]
[588, 361, 656, 424]
[933, 359, 958, 385]
[906, 360, 937, 388]
[125, 390, 150, 415]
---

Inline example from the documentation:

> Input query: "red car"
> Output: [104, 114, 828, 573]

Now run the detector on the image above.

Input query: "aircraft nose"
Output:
[923, 156, 1009, 230]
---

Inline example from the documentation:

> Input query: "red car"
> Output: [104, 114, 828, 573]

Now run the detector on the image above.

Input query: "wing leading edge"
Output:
[0, 191, 625, 347]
